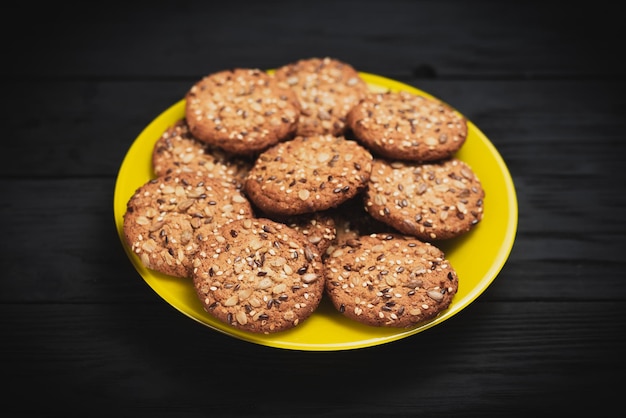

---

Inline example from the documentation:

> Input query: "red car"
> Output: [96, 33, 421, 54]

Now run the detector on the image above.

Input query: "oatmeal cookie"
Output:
[244, 134, 373, 216]
[152, 118, 251, 188]
[324, 233, 459, 327]
[123, 173, 254, 278]
[192, 218, 325, 334]
[347, 91, 467, 162]
[364, 158, 485, 241]
[274, 57, 369, 136]
[185, 68, 301, 156]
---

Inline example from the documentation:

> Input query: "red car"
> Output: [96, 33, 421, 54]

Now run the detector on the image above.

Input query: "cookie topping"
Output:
[324, 233, 458, 327]
[123, 173, 254, 278]
[274, 57, 369, 136]
[193, 218, 325, 333]
[152, 119, 251, 188]
[347, 91, 467, 162]
[244, 134, 373, 216]
[364, 158, 484, 240]
[185, 68, 301, 155]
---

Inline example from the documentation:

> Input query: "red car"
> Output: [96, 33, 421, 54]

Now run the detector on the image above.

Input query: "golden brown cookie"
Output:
[152, 118, 252, 188]
[185, 68, 301, 156]
[324, 233, 459, 327]
[244, 134, 373, 216]
[364, 158, 485, 241]
[347, 91, 467, 162]
[273, 57, 369, 136]
[192, 218, 325, 334]
[123, 173, 254, 278]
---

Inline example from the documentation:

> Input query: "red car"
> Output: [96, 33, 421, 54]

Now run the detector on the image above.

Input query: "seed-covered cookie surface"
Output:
[324, 233, 459, 327]
[273, 57, 369, 137]
[364, 158, 485, 240]
[347, 91, 467, 162]
[152, 119, 251, 188]
[244, 134, 373, 216]
[192, 218, 325, 334]
[272, 211, 338, 254]
[123, 173, 254, 278]
[185, 68, 301, 156]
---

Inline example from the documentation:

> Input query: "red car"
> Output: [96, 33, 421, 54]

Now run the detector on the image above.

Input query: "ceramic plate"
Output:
[114, 72, 518, 351]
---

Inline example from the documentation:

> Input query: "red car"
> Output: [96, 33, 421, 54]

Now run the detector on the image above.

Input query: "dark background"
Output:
[2, 1, 625, 416]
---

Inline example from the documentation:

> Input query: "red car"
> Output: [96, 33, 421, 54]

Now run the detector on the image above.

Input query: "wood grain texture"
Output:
[1, 0, 624, 416]
[4, 79, 626, 179]
[3, 1, 624, 79]
[2, 302, 623, 416]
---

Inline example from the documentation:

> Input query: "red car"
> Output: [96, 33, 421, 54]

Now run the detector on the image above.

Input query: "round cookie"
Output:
[324, 233, 459, 327]
[364, 158, 485, 241]
[123, 173, 254, 278]
[244, 134, 373, 216]
[192, 218, 326, 334]
[185, 68, 301, 156]
[152, 118, 252, 188]
[347, 91, 467, 162]
[273, 57, 369, 137]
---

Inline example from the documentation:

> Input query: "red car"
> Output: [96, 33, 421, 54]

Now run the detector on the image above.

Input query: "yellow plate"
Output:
[114, 73, 518, 351]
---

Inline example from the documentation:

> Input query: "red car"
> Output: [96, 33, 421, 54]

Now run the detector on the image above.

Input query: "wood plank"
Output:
[2, 80, 187, 177]
[3, 1, 624, 78]
[3, 79, 626, 178]
[2, 301, 623, 415]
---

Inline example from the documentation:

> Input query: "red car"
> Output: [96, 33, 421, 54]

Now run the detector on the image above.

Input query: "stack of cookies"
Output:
[123, 57, 485, 334]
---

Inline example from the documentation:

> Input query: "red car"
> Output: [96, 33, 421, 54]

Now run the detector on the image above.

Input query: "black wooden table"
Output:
[3, 1, 625, 416]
